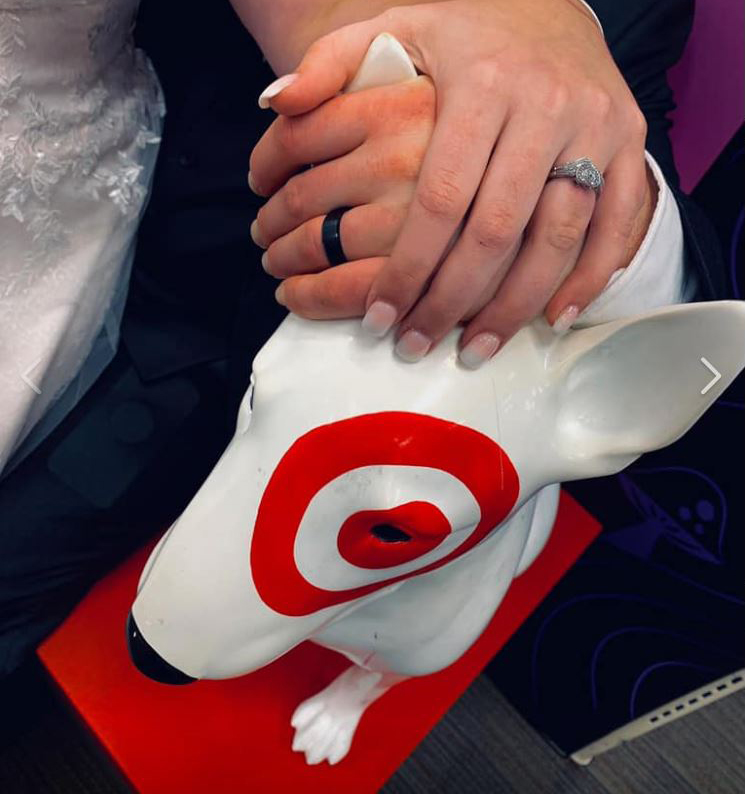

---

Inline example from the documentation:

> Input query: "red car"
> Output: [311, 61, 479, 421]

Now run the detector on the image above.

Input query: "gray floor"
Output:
[385, 676, 745, 794]
[2, 664, 743, 793]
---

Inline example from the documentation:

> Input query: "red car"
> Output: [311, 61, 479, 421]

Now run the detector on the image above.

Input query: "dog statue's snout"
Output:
[126, 612, 196, 685]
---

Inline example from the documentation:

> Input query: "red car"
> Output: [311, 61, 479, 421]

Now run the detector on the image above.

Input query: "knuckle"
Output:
[584, 85, 613, 119]
[519, 63, 566, 115]
[417, 167, 466, 220]
[378, 6, 402, 27]
[376, 6, 415, 40]
[280, 280, 301, 311]
[375, 5, 416, 44]
[306, 29, 341, 65]
[262, 245, 280, 276]
[409, 75, 436, 108]
[254, 210, 271, 245]
[377, 202, 406, 229]
[306, 34, 330, 58]
[468, 60, 501, 94]
[469, 205, 519, 252]
[542, 81, 571, 119]
[544, 215, 587, 252]
[626, 106, 648, 139]
[368, 203, 406, 243]
[388, 147, 423, 182]
[282, 177, 306, 221]
[275, 117, 300, 154]
[390, 85, 436, 134]
[369, 147, 420, 183]
[304, 220, 327, 264]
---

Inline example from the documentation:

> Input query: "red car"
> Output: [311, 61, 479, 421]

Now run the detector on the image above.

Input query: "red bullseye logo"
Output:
[250, 412, 519, 616]
[338, 501, 452, 569]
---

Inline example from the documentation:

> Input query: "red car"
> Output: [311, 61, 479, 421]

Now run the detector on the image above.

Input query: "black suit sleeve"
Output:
[585, 0, 729, 300]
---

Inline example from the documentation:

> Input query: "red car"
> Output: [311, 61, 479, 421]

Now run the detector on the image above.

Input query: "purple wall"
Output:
[668, 0, 744, 192]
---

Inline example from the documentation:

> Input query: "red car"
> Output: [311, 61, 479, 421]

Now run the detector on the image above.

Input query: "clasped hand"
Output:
[249, 0, 656, 368]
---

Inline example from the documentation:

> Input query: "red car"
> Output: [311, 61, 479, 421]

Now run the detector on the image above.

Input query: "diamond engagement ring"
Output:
[548, 157, 604, 193]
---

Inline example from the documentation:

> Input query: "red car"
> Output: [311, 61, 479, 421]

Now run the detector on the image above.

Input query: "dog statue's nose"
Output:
[126, 613, 196, 685]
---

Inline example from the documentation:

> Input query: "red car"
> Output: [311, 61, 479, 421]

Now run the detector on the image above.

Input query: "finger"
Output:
[263, 204, 404, 278]
[462, 239, 523, 320]
[251, 75, 434, 197]
[544, 148, 650, 327]
[362, 87, 506, 335]
[275, 257, 387, 319]
[457, 176, 598, 366]
[254, 137, 419, 246]
[250, 99, 369, 196]
[393, 113, 567, 357]
[251, 76, 431, 196]
[253, 151, 374, 247]
[259, 23, 415, 115]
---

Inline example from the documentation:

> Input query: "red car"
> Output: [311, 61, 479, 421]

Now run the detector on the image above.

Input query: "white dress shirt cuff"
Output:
[573, 150, 695, 328]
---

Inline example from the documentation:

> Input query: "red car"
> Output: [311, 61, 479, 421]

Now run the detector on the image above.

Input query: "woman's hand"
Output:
[253, 0, 655, 365]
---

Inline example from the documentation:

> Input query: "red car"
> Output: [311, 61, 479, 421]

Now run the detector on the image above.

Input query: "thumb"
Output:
[258, 21, 396, 116]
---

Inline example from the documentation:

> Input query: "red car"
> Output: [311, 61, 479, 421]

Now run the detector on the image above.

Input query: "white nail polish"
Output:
[361, 301, 398, 338]
[274, 284, 286, 306]
[458, 333, 501, 370]
[261, 252, 270, 272]
[395, 330, 432, 363]
[258, 73, 299, 109]
[552, 305, 579, 334]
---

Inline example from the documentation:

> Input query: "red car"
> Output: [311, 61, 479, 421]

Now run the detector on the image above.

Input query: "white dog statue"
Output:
[128, 35, 745, 766]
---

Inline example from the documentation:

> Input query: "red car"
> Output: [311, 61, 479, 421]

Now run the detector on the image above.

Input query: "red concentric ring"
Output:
[337, 501, 452, 569]
[250, 412, 519, 616]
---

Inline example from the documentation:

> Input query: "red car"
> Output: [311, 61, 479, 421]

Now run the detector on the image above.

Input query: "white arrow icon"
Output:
[21, 358, 42, 395]
[700, 357, 721, 395]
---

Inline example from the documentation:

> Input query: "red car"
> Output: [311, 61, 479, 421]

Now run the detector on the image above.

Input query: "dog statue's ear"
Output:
[344, 33, 418, 94]
[550, 300, 745, 479]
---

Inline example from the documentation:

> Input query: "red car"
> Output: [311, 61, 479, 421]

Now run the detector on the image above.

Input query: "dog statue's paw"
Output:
[291, 666, 385, 765]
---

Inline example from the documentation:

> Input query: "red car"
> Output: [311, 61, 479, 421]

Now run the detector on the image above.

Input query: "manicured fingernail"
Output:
[459, 333, 501, 370]
[258, 73, 299, 108]
[247, 171, 262, 195]
[395, 329, 432, 363]
[361, 301, 397, 338]
[261, 252, 270, 272]
[275, 283, 286, 306]
[552, 304, 579, 334]
[250, 219, 267, 249]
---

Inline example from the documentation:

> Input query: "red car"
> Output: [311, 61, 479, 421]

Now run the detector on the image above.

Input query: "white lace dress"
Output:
[0, 0, 163, 474]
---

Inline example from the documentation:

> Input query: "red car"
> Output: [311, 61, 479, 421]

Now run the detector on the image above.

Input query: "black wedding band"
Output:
[321, 206, 351, 266]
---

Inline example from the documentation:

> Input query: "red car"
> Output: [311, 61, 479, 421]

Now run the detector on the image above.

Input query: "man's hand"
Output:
[252, 0, 656, 366]
[250, 76, 436, 318]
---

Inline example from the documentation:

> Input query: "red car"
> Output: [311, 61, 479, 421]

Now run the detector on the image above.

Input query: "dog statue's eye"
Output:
[370, 524, 411, 543]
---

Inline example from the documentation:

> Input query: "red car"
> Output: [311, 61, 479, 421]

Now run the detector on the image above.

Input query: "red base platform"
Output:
[39, 489, 600, 794]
